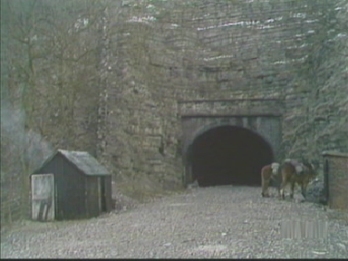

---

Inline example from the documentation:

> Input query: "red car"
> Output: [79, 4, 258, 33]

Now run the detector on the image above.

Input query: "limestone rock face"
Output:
[96, 0, 347, 190]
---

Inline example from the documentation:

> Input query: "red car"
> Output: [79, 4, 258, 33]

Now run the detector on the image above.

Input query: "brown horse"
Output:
[278, 159, 318, 200]
[261, 162, 280, 197]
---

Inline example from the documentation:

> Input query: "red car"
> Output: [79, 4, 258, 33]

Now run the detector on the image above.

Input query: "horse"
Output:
[278, 159, 318, 200]
[261, 162, 281, 197]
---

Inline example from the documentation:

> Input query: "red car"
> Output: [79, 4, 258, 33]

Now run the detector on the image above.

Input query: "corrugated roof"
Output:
[58, 149, 110, 176]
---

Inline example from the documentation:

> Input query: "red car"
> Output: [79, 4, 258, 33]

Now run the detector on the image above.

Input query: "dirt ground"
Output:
[1, 186, 348, 258]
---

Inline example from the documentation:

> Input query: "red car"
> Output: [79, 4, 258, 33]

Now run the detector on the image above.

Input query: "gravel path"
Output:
[1, 186, 348, 258]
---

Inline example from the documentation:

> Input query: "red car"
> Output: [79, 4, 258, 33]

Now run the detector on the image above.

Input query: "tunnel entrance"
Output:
[191, 125, 274, 187]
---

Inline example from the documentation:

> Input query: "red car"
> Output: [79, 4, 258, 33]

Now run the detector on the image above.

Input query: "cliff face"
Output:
[96, 0, 347, 189]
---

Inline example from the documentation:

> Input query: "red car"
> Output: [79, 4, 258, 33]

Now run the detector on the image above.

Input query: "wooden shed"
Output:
[322, 151, 348, 210]
[31, 149, 113, 221]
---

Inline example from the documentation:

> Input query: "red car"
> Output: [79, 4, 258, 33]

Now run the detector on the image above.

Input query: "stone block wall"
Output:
[96, 0, 347, 189]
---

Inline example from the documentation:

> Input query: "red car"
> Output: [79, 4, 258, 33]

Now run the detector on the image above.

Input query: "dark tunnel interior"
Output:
[191, 125, 274, 187]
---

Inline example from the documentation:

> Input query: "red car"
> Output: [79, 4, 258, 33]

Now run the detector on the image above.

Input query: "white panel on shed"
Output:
[31, 174, 55, 221]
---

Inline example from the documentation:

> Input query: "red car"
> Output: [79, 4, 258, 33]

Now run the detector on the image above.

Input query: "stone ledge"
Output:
[178, 99, 284, 116]
[322, 151, 348, 158]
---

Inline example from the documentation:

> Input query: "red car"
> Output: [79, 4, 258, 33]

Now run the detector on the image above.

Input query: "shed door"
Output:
[31, 174, 55, 221]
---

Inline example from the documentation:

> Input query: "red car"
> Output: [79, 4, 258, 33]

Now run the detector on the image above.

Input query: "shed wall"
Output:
[86, 176, 100, 217]
[104, 175, 113, 212]
[85, 176, 113, 216]
[324, 153, 348, 210]
[34, 154, 87, 220]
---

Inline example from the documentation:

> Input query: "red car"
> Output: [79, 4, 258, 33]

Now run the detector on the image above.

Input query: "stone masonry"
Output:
[95, 0, 348, 189]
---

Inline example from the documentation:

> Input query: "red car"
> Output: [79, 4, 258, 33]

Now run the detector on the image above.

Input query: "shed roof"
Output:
[32, 149, 110, 176]
[58, 149, 110, 176]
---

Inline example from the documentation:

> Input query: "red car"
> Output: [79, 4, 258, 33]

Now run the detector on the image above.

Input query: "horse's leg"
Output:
[301, 182, 308, 200]
[279, 176, 287, 200]
[261, 173, 265, 197]
[277, 187, 281, 198]
[261, 175, 270, 197]
[278, 178, 283, 199]
[290, 181, 295, 199]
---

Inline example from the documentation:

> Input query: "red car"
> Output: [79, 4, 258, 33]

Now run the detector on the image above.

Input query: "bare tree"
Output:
[1, 0, 108, 223]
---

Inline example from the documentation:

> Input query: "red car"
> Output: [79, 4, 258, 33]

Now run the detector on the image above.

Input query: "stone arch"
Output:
[183, 123, 275, 187]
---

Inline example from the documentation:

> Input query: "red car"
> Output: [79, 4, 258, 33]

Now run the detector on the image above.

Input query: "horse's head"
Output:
[303, 160, 319, 180]
[271, 162, 280, 175]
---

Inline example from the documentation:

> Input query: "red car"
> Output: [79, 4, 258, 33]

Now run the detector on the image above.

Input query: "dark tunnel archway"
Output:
[191, 125, 274, 187]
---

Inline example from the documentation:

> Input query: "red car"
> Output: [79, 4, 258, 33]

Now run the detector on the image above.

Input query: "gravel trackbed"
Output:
[1, 186, 348, 258]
